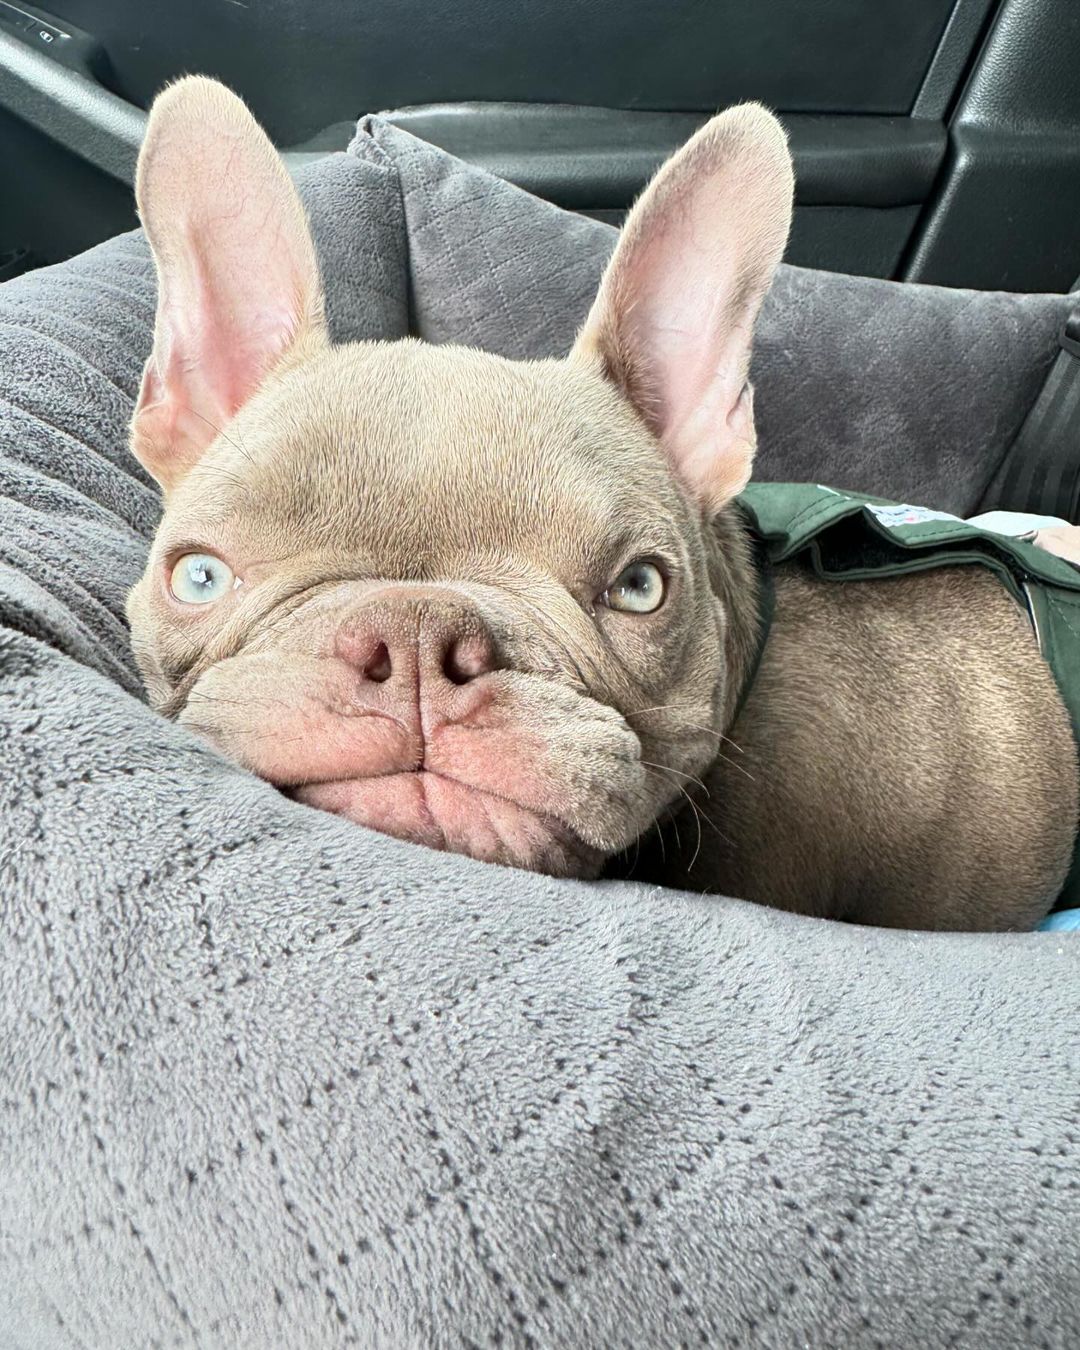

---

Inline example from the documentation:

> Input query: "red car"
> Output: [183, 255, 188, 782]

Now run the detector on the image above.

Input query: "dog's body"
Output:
[633, 558, 1077, 929]
[125, 77, 1079, 932]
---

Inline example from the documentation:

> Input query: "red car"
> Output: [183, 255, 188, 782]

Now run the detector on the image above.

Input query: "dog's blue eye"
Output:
[601, 559, 666, 614]
[170, 552, 235, 605]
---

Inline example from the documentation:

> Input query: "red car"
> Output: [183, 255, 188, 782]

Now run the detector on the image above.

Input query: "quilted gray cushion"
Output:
[362, 116, 1073, 515]
[1, 127, 1078, 1350]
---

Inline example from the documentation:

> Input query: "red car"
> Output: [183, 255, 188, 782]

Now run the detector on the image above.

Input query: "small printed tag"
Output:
[864, 503, 960, 529]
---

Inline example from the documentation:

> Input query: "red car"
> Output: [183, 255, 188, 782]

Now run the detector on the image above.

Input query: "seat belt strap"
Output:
[980, 280, 1080, 521]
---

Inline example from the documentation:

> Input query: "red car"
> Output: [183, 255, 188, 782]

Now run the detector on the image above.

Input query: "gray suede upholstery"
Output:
[1, 126, 1078, 1349]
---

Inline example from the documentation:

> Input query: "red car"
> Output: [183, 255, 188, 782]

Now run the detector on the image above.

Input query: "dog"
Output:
[125, 76, 1079, 932]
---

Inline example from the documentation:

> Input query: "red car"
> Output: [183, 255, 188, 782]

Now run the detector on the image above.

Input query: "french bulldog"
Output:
[126, 77, 1079, 931]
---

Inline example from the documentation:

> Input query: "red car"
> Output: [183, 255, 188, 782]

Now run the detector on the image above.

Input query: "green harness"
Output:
[736, 482, 1080, 912]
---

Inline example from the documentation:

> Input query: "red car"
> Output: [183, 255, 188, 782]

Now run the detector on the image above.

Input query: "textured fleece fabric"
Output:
[0, 128, 1078, 1350]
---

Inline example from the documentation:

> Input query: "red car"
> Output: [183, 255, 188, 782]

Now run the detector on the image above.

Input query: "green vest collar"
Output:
[729, 522, 776, 729]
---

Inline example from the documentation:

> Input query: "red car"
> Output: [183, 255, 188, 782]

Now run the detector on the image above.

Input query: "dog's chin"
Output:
[292, 771, 604, 877]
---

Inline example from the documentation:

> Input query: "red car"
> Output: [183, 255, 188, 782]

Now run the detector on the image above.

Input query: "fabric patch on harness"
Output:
[865, 503, 961, 528]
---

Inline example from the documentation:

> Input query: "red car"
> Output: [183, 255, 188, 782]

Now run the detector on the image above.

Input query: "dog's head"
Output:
[126, 77, 793, 876]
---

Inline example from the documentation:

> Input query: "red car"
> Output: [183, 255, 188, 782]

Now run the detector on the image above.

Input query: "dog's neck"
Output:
[708, 503, 769, 729]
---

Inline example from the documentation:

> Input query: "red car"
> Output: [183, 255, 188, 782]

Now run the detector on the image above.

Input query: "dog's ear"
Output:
[131, 76, 326, 491]
[573, 104, 793, 514]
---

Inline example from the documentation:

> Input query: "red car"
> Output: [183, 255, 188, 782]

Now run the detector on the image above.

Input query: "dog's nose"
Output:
[336, 594, 499, 705]
[359, 629, 496, 687]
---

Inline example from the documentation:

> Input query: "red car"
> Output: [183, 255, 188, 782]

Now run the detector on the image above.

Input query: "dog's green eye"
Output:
[170, 553, 235, 605]
[601, 560, 666, 614]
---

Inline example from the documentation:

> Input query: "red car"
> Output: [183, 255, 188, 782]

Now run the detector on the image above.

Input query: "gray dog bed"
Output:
[1, 118, 1078, 1349]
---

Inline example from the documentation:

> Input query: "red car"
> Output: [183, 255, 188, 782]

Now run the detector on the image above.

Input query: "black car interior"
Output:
[1, 0, 1079, 291]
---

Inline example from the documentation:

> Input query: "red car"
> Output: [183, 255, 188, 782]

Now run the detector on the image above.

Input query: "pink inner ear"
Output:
[135, 243, 314, 488]
[165, 269, 300, 417]
[626, 199, 752, 438]
[614, 185, 768, 510]
[574, 104, 793, 513]
[130, 78, 325, 491]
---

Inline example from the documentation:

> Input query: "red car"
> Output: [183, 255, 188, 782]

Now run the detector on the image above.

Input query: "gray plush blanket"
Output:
[1, 122, 1078, 1349]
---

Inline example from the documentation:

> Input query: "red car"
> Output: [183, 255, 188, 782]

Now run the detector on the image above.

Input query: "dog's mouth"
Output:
[292, 769, 602, 876]
[174, 649, 655, 877]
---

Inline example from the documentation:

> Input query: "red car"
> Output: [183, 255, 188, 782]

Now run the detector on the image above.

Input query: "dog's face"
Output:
[126, 78, 793, 876]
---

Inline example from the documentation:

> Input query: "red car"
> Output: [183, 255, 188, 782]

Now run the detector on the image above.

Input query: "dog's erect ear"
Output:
[572, 104, 793, 513]
[131, 76, 327, 492]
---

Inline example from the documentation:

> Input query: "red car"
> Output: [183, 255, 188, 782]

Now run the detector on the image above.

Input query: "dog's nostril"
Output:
[443, 635, 495, 686]
[364, 641, 392, 683]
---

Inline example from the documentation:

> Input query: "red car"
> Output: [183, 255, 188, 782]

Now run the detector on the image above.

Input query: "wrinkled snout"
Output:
[178, 581, 653, 875]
